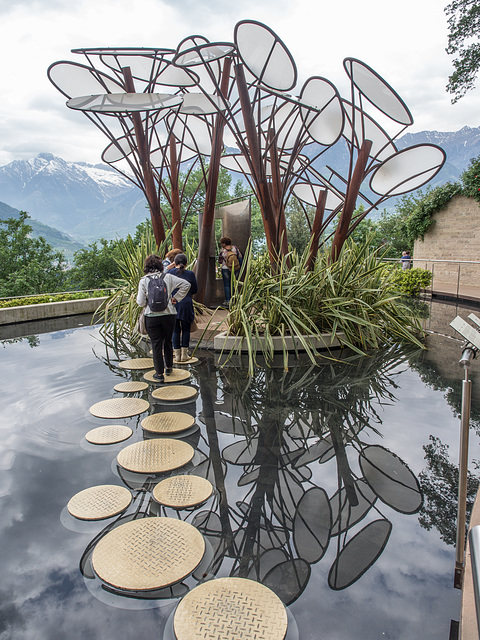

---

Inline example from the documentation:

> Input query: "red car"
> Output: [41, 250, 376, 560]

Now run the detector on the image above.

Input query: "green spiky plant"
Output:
[220, 237, 425, 375]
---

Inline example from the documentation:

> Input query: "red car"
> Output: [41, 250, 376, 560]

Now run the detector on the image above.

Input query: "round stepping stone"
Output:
[85, 425, 133, 445]
[152, 385, 197, 402]
[67, 485, 132, 520]
[114, 381, 149, 393]
[117, 438, 194, 473]
[118, 358, 154, 370]
[144, 369, 191, 383]
[173, 577, 288, 640]
[92, 517, 205, 591]
[153, 475, 213, 509]
[89, 398, 150, 419]
[141, 412, 195, 434]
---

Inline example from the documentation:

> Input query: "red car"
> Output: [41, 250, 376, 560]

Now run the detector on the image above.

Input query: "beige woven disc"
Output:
[141, 412, 195, 434]
[67, 485, 132, 520]
[153, 475, 213, 508]
[117, 438, 194, 473]
[89, 398, 150, 419]
[92, 517, 205, 591]
[173, 577, 288, 640]
[85, 425, 133, 445]
[118, 358, 154, 370]
[152, 385, 197, 402]
[144, 369, 191, 383]
[114, 381, 149, 393]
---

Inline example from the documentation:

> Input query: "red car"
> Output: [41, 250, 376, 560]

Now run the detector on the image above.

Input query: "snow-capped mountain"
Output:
[0, 153, 146, 242]
[0, 126, 479, 243]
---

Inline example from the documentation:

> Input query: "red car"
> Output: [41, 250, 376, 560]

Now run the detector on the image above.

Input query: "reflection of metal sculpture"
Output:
[48, 20, 445, 301]
[67, 344, 423, 615]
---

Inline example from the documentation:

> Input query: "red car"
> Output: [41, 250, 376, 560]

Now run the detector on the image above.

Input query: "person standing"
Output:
[169, 253, 198, 362]
[162, 248, 182, 271]
[218, 236, 242, 306]
[401, 250, 412, 270]
[136, 254, 190, 382]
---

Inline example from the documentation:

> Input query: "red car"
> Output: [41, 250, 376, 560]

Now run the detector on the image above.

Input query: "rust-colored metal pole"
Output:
[234, 64, 277, 260]
[330, 139, 372, 262]
[169, 136, 183, 250]
[122, 67, 165, 246]
[267, 129, 289, 257]
[306, 188, 327, 271]
[195, 57, 232, 305]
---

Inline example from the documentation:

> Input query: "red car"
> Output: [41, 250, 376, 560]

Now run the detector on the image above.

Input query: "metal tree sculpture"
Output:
[48, 20, 446, 300]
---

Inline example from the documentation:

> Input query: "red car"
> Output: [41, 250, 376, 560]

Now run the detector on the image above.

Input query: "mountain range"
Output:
[0, 126, 479, 257]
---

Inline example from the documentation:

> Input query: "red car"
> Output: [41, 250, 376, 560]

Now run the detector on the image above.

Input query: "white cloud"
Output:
[0, 0, 478, 165]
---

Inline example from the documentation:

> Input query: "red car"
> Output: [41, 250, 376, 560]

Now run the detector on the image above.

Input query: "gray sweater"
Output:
[136, 271, 191, 316]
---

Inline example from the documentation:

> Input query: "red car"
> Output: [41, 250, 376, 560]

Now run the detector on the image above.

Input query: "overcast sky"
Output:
[0, 0, 478, 167]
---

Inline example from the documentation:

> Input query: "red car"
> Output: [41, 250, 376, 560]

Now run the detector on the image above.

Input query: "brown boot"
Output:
[173, 348, 181, 362]
[181, 347, 190, 362]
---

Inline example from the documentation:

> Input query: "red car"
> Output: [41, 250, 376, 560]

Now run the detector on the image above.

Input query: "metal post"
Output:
[455, 346, 475, 588]
[457, 263, 462, 301]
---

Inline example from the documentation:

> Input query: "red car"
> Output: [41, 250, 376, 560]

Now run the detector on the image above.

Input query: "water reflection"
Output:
[0, 322, 468, 639]
[66, 343, 427, 615]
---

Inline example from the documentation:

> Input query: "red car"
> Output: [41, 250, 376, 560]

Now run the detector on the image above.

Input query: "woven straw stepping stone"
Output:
[153, 475, 213, 509]
[85, 425, 133, 445]
[117, 438, 194, 474]
[173, 577, 288, 640]
[144, 369, 191, 384]
[67, 485, 132, 521]
[118, 358, 154, 370]
[141, 412, 195, 434]
[89, 397, 150, 419]
[114, 381, 149, 393]
[92, 517, 205, 591]
[152, 385, 197, 402]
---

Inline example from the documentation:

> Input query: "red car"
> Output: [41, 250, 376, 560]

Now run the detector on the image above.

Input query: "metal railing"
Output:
[385, 258, 480, 302]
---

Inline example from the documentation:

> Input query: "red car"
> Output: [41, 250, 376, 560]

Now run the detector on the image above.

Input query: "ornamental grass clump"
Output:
[223, 238, 424, 373]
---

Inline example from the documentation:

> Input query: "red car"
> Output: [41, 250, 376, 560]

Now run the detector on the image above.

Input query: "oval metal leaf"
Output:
[359, 445, 423, 514]
[234, 19, 297, 91]
[343, 58, 413, 125]
[222, 438, 258, 465]
[263, 558, 311, 605]
[293, 487, 332, 563]
[293, 438, 335, 468]
[330, 478, 377, 536]
[328, 519, 392, 590]
[247, 548, 289, 581]
[369, 144, 446, 197]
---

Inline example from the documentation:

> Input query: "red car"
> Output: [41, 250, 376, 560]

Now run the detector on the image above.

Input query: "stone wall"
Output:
[413, 195, 480, 287]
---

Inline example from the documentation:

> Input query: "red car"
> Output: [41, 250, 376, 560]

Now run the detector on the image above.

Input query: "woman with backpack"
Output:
[136, 254, 191, 383]
[169, 253, 198, 362]
[218, 236, 242, 306]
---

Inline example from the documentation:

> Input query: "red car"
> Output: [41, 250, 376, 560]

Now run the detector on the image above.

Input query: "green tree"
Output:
[374, 205, 412, 259]
[285, 198, 312, 254]
[67, 238, 122, 290]
[0, 212, 67, 297]
[445, 0, 480, 102]
[232, 180, 266, 253]
[160, 164, 233, 246]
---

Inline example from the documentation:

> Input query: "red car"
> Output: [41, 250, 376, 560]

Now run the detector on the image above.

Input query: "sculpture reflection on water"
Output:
[74, 344, 423, 610]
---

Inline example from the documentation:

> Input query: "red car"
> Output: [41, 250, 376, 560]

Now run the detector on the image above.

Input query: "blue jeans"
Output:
[222, 268, 239, 303]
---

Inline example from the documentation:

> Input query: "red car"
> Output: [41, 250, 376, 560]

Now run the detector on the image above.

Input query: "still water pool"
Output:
[1, 303, 479, 640]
